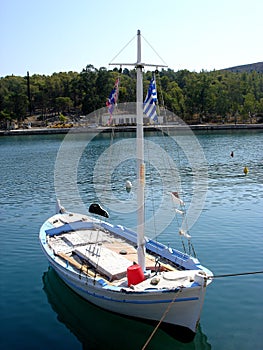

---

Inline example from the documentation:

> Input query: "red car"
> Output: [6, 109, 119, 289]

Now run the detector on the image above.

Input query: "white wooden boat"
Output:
[40, 30, 212, 343]
[43, 267, 212, 348]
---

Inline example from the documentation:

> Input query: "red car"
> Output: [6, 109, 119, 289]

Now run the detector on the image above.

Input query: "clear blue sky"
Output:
[1, 0, 262, 77]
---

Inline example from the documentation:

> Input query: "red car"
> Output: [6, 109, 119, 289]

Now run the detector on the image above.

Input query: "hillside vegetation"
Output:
[0, 63, 263, 128]
[223, 61, 263, 73]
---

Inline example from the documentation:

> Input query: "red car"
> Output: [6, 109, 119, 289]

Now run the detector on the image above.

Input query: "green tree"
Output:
[163, 81, 185, 116]
[3, 76, 28, 123]
[55, 96, 73, 114]
[79, 64, 98, 114]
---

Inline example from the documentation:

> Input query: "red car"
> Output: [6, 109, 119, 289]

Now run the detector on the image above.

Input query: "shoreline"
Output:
[1, 123, 263, 136]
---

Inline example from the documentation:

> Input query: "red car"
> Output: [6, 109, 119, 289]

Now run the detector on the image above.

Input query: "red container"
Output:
[127, 264, 145, 286]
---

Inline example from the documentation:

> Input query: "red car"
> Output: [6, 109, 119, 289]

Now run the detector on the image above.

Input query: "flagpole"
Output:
[136, 30, 146, 272]
[108, 30, 167, 272]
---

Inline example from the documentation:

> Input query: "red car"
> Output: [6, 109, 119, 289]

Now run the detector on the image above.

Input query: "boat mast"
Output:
[136, 30, 146, 272]
[108, 30, 167, 272]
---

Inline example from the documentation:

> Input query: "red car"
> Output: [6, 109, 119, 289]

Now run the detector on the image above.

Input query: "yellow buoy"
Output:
[243, 167, 249, 175]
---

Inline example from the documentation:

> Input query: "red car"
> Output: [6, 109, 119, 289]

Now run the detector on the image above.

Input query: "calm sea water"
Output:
[0, 129, 262, 350]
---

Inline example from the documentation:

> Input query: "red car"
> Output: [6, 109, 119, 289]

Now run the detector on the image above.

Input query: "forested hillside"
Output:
[223, 61, 263, 73]
[1, 64, 263, 128]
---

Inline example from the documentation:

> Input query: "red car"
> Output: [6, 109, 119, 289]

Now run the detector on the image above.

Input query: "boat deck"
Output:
[46, 213, 179, 284]
[43, 213, 209, 292]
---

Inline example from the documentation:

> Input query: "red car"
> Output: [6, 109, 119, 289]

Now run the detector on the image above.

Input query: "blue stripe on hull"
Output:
[55, 267, 199, 305]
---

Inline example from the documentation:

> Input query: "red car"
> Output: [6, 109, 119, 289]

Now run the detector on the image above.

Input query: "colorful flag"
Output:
[143, 78, 158, 122]
[106, 78, 119, 125]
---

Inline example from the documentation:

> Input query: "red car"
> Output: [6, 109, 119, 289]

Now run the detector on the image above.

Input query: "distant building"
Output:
[101, 114, 164, 126]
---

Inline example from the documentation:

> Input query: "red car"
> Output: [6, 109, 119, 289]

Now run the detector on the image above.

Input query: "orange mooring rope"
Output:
[141, 287, 183, 350]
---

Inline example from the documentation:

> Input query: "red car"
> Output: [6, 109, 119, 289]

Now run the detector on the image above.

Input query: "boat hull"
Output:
[44, 250, 206, 341]
[39, 212, 212, 343]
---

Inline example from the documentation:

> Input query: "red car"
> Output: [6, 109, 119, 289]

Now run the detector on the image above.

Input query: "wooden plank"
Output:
[57, 252, 96, 277]
[75, 245, 132, 281]
[103, 242, 177, 271]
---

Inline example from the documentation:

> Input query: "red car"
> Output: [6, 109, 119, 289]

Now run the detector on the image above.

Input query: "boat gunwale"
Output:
[41, 213, 204, 270]
[39, 213, 212, 295]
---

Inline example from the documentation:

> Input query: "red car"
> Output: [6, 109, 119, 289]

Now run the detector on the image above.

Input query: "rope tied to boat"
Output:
[208, 270, 263, 279]
[141, 286, 183, 350]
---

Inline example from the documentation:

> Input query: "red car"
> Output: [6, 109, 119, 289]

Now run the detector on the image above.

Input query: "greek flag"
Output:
[143, 78, 158, 122]
[106, 78, 119, 125]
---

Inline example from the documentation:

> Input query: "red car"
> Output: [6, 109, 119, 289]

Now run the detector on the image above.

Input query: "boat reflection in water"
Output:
[43, 268, 211, 350]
